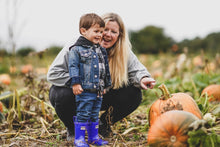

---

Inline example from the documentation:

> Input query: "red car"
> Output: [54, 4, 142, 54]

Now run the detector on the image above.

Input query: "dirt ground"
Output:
[0, 106, 149, 147]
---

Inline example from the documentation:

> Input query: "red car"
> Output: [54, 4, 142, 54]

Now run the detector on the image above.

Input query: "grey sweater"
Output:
[47, 43, 151, 88]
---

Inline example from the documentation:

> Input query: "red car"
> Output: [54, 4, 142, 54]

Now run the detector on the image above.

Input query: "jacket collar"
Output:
[69, 36, 101, 50]
[74, 36, 93, 47]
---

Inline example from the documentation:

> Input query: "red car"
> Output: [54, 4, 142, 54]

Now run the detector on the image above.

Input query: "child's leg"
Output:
[74, 92, 96, 147]
[90, 95, 102, 122]
[75, 92, 97, 122]
[87, 94, 108, 145]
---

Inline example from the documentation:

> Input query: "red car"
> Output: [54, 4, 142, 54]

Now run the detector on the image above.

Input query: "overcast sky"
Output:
[1, 0, 220, 51]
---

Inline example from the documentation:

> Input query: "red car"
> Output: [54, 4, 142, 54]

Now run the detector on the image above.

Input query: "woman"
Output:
[47, 13, 155, 141]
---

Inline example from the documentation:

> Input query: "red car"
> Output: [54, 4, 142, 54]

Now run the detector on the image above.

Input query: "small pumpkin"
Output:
[193, 55, 203, 67]
[147, 110, 199, 147]
[21, 64, 33, 74]
[148, 84, 202, 126]
[0, 102, 3, 112]
[0, 74, 11, 85]
[201, 84, 220, 101]
[152, 70, 163, 79]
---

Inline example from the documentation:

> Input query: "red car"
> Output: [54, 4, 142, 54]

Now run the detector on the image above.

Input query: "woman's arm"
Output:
[127, 49, 153, 88]
[47, 45, 71, 87]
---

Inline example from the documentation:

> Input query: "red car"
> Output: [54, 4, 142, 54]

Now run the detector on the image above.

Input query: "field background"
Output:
[0, 49, 220, 146]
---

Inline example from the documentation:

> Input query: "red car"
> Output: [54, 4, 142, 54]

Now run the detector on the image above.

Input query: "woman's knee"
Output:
[49, 85, 56, 107]
[116, 86, 142, 104]
[102, 86, 142, 110]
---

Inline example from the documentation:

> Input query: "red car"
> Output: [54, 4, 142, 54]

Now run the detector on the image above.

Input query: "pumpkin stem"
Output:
[170, 135, 177, 143]
[158, 84, 171, 100]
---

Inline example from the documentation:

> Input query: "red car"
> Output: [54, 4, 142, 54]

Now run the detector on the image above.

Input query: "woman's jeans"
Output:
[49, 85, 142, 131]
[76, 92, 102, 122]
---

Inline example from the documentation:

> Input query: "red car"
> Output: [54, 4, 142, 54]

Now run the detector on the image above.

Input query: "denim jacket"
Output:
[68, 36, 111, 91]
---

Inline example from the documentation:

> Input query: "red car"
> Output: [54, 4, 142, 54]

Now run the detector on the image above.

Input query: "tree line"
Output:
[129, 25, 220, 54]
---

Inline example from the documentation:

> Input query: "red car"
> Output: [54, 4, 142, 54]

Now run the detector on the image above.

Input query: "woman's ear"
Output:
[80, 28, 86, 35]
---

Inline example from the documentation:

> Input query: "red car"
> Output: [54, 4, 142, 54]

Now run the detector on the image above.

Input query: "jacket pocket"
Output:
[80, 50, 92, 63]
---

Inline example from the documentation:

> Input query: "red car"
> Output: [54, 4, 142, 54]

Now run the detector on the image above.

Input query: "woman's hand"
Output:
[72, 84, 83, 95]
[140, 77, 156, 90]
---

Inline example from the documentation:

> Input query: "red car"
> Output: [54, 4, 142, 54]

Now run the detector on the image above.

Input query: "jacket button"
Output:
[94, 75, 97, 78]
[93, 55, 96, 58]
[94, 65, 97, 68]
[94, 85, 96, 88]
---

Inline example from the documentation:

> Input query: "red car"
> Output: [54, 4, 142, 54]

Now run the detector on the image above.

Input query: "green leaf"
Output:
[188, 129, 220, 147]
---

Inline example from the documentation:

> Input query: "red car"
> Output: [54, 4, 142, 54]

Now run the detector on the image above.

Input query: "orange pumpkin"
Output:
[149, 84, 202, 126]
[152, 70, 163, 79]
[201, 84, 220, 101]
[0, 74, 11, 85]
[193, 55, 203, 67]
[0, 102, 3, 112]
[147, 110, 199, 147]
[21, 64, 33, 74]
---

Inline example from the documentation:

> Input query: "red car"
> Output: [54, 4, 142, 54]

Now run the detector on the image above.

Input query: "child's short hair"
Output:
[79, 13, 105, 32]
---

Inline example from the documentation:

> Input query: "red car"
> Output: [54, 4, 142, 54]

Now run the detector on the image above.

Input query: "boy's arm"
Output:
[68, 47, 81, 87]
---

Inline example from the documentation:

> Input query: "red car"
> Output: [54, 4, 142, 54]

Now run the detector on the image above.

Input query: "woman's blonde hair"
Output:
[102, 13, 131, 89]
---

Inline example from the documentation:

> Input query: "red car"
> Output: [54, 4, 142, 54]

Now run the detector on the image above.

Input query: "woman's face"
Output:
[100, 21, 120, 49]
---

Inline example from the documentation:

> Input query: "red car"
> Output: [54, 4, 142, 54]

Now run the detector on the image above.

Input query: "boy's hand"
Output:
[140, 77, 156, 90]
[72, 84, 83, 95]
[103, 89, 106, 94]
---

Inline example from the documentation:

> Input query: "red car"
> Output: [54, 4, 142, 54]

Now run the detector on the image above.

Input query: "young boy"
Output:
[68, 13, 111, 146]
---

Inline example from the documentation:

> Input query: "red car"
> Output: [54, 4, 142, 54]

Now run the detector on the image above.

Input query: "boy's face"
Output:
[80, 24, 104, 44]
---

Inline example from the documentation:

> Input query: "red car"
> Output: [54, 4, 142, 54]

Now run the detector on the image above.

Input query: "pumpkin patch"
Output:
[0, 48, 219, 146]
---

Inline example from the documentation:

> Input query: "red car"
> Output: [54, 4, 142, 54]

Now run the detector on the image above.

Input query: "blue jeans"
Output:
[75, 91, 102, 122]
